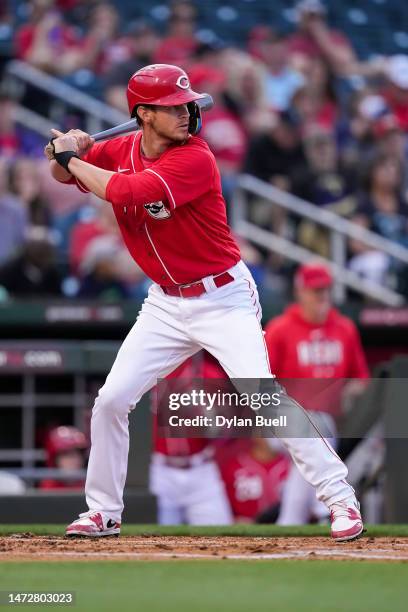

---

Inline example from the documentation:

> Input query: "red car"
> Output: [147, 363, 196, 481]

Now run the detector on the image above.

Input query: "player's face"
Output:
[298, 286, 331, 322]
[150, 104, 190, 143]
[56, 449, 84, 471]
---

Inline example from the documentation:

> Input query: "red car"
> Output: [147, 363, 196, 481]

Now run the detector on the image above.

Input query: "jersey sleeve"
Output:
[105, 144, 216, 209]
[144, 144, 216, 208]
[346, 322, 370, 379]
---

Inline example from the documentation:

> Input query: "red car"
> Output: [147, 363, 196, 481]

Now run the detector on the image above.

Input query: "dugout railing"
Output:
[0, 339, 408, 522]
[0, 340, 155, 522]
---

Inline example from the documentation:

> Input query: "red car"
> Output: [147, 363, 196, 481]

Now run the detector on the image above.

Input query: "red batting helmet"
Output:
[45, 426, 88, 467]
[127, 64, 209, 134]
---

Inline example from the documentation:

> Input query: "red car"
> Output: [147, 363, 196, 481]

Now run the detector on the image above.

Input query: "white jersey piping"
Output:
[145, 168, 177, 210]
[144, 222, 179, 284]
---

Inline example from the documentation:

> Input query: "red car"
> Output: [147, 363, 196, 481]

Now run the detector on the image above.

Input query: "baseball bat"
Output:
[91, 94, 214, 142]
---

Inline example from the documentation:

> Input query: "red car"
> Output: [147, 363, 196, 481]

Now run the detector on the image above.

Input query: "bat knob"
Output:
[197, 94, 214, 112]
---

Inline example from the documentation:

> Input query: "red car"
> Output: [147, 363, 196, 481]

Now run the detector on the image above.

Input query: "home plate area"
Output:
[2, 535, 408, 562]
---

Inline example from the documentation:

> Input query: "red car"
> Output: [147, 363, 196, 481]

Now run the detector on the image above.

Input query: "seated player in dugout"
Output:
[218, 438, 290, 524]
[45, 63, 364, 542]
[150, 350, 233, 525]
[40, 426, 88, 490]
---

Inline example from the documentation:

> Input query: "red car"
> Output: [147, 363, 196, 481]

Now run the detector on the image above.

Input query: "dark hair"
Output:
[361, 152, 402, 194]
[134, 104, 157, 125]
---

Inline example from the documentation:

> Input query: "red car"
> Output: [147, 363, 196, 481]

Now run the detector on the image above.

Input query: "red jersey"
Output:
[264, 304, 369, 415]
[66, 132, 240, 286]
[219, 449, 289, 520]
[153, 351, 228, 456]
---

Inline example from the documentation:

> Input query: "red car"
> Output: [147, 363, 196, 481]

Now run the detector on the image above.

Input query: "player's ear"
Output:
[137, 105, 155, 127]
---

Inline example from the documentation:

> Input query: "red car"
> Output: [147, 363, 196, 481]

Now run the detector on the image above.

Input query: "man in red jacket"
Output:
[265, 262, 369, 524]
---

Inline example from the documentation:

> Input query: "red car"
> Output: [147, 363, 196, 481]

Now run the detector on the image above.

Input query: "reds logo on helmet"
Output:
[176, 75, 190, 89]
[126, 64, 207, 117]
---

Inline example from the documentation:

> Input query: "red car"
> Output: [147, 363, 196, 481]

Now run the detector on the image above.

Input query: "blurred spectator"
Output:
[339, 91, 390, 166]
[235, 234, 266, 287]
[293, 124, 357, 256]
[383, 55, 408, 133]
[249, 28, 304, 112]
[37, 158, 90, 218]
[68, 202, 148, 298]
[289, 57, 338, 131]
[39, 425, 88, 490]
[153, 0, 199, 67]
[218, 438, 290, 523]
[0, 86, 45, 158]
[189, 63, 247, 203]
[82, 2, 134, 76]
[15, 0, 85, 76]
[244, 111, 304, 189]
[9, 157, 52, 225]
[264, 262, 369, 524]
[69, 202, 119, 274]
[77, 234, 131, 300]
[0, 1, 13, 72]
[0, 90, 16, 158]
[288, 0, 356, 76]
[0, 225, 62, 297]
[294, 124, 356, 212]
[103, 21, 160, 113]
[374, 115, 408, 200]
[0, 158, 28, 264]
[349, 154, 408, 289]
[244, 111, 304, 253]
[220, 48, 267, 131]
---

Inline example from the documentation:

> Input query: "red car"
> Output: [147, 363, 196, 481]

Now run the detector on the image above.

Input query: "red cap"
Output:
[127, 63, 207, 117]
[295, 263, 333, 289]
[373, 113, 401, 138]
[188, 64, 225, 89]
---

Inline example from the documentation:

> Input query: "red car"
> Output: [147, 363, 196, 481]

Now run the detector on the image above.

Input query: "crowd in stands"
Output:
[0, 0, 407, 301]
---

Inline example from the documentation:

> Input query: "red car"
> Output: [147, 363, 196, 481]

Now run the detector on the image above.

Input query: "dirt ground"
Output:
[1, 534, 408, 562]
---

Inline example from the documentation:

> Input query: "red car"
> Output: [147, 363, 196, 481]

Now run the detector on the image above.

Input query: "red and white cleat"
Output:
[330, 499, 364, 542]
[65, 511, 121, 537]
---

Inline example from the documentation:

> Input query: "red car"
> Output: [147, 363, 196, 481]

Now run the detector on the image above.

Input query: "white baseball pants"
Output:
[149, 456, 233, 525]
[84, 260, 355, 522]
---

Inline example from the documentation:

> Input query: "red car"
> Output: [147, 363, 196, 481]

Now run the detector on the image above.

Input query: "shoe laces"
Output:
[78, 510, 101, 519]
[330, 500, 358, 521]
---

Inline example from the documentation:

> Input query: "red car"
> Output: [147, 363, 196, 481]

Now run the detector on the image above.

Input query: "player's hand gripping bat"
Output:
[44, 94, 214, 160]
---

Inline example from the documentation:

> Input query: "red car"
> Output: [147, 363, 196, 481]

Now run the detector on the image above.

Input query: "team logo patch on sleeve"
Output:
[144, 201, 171, 219]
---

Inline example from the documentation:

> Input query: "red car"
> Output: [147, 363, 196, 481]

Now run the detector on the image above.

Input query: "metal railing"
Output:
[6, 60, 128, 135]
[233, 174, 408, 306]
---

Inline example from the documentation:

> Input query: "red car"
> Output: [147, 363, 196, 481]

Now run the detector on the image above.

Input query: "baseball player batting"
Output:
[46, 63, 363, 541]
